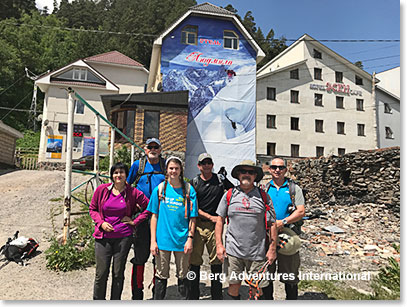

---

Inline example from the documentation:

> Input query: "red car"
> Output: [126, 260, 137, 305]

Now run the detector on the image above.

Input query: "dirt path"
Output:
[1, 169, 391, 300]
[0, 170, 287, 300]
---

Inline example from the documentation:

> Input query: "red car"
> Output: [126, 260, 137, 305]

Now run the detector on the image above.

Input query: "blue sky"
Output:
[202, 0, 400, 74]
[36, 0, 400, 74]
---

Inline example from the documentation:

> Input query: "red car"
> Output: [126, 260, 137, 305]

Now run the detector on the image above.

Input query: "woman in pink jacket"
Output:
[89, 162, 150, 300]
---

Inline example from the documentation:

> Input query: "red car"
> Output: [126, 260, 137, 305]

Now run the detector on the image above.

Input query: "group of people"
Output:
[89, 138, 306, 300]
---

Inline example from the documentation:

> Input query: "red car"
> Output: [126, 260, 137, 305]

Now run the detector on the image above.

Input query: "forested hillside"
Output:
[0, 0, 287, 132]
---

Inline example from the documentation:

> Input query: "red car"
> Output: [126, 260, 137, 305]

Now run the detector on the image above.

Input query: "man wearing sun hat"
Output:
[189, 153, 234, 300]
[215, 160, 278, 300]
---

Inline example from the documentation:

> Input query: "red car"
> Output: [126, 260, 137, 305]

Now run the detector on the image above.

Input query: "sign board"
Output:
[46, 135, 63, 159]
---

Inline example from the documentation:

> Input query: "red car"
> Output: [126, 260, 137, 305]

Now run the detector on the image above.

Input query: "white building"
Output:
[35, 51, 148, 164]
[256, 34, 377, 159]
[374, 66, 400, 148]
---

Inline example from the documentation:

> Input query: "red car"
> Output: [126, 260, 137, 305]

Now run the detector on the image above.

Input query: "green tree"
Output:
[0, 0, 37, 20]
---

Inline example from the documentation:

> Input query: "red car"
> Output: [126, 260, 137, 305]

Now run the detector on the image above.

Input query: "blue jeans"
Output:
[93, 236, 132, 300]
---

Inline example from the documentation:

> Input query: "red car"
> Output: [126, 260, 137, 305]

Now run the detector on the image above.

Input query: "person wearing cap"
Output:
[148, 156, 198, 300]
[265, 157, 305, 300]
[215, 160, 277, 300]
[189, 153, 234, 300]
[127, 138, 166, 300]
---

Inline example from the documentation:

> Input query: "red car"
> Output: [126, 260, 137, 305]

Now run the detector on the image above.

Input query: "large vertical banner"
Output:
[161, 16, 257, 180]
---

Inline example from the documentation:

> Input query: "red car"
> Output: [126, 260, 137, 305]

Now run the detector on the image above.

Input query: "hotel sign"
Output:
[310, 82, 362, 96]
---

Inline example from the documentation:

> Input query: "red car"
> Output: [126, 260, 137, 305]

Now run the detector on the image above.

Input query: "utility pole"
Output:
[372, 72, 379, 149]
[25, 68, 49, 131]
[63, 88, 75, 244]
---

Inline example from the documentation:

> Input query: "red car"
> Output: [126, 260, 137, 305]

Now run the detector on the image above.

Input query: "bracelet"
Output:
[188, 235, 194, 239]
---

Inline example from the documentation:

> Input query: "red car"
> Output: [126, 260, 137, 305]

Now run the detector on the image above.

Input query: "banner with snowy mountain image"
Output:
[161, 20, 257, 180]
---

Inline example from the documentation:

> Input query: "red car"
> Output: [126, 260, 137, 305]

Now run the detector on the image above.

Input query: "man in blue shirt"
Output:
[266, 157, 305, 300]
[127, 138, 165, 300]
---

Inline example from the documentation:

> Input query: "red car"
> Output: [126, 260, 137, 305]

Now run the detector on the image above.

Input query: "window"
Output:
[357, 124, 365, 136]
[385, 127, 394, 139]
[338, 148, 346, 156]
[313, 49, 322, 59]
[73, 68, 87, 81]
[73, 136, 82, 152]
[315, 119, 324, 132]
[266, 115, 276, 129]
[291, 144, 300, 157]
[112, 110, 135, 142]
[291, 117, 299, 130]
[316, 146, 324, 157]
[337, 122, 345, 134]
[384, 103, 392, 113]
[143, 111, 160, 141]
[356, 99, 364, 111]
[290, 90, 299, 103]
[266, 87, 276, 100]
[336, 96, 344, 109]
[355, 75, 363, 85]
[74, 99, 85, 114]
[267, 142, 276, 156]
[314, 93, 323, 106]
[290, 69, 299, 80]
[181, 25, 198, 45]
[224, 30, 239, 50]
[314, 68, 322, 80]
[335, 71, 343, 83]
[56, 67, 104, 84]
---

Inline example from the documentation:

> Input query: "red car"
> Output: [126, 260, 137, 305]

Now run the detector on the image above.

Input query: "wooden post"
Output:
[109, 128, 115, 176]
[63, 89, 75, 244]
[94, 114, 100, 187]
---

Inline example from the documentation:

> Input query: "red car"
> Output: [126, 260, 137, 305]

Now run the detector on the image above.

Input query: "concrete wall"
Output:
[376, 67, 400, 98]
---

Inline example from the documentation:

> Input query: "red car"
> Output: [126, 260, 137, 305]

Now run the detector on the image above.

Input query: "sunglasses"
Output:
[270, 165, 286, 170]
[199, 160, 213, 166]
[147, 145, 160, 150]
[239, 169, 256, 175]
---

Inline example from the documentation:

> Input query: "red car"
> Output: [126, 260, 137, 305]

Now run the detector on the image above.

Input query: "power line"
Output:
[0, 74, 26, 96]
[2, 21, 400, 43]
[0, 91, 33, 121]
[0, 106, 41, 113]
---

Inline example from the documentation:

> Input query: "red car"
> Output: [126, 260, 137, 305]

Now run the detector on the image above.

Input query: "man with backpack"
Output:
[215, 160, 277, 300]
[264, 157, 305, 300]
[189, 153, 234, 300]
[127, 138, 166, 300]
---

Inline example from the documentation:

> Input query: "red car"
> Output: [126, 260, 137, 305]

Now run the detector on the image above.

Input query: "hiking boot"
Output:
[189, 265, 200, 300]
[285, 283, 298, 300]
[153, 277, 167, 300]
[210, 264, 223, 300]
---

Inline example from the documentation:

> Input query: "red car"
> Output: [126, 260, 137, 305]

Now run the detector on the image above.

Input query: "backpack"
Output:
[0, 231, 39, 265]
[134, 155, 166, 185]
[225, 187, 272, 230]
[191, 173, 224, 189]
[264, 179, 304, 234]
[157, 181, 193, 219]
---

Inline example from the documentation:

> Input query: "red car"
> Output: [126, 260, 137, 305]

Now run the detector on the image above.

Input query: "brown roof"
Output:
[190, 2, 235, 15]
[84, 51, 144, 67]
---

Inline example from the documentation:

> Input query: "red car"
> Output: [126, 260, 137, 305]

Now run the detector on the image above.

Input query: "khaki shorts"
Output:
[227, 255, 270, 288]
[190, 219, 221, 266]
[155, 250, 190, 280]
[269, 251, 300, 284]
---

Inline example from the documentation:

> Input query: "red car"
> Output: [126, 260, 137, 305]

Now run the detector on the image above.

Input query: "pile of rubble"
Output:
[299, 202, 400, 272]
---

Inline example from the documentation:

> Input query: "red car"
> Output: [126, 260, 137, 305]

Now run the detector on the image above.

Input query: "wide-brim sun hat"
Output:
[277, 227, 301, 256]
[231, 159, 264, 182]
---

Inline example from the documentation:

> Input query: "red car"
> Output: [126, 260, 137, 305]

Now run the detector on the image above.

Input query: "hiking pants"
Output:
[93, 236, 132, 300]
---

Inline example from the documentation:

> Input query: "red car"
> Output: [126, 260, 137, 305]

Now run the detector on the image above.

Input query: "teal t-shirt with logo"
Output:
[147, 183, 198, 252]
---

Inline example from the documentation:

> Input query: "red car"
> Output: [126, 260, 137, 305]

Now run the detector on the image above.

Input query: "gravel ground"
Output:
[1, 169, 391, 300]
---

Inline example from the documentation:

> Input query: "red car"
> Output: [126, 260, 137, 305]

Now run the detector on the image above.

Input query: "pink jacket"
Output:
[89, 183, 150, 239]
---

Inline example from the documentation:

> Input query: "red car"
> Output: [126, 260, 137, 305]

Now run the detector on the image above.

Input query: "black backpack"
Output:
[0, 231, 39, 265]
[134, 155, 166, 185]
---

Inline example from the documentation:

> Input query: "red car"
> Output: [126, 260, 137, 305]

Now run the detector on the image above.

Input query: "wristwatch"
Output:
[188, 235, 194, 239]
[282, 219, 288, 225]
